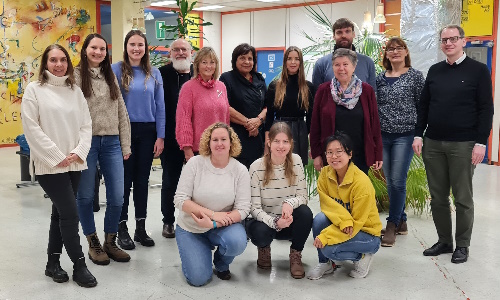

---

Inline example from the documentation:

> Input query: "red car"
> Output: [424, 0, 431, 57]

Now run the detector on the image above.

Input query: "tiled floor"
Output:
[0, 146, 499, 299]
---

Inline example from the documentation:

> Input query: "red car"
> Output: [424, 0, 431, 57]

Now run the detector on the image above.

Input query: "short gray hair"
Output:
[439, 25, 465, 38]
[332, 48, 357, 67]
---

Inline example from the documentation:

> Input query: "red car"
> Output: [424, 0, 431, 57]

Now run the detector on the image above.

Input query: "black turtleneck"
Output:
[264, 74, 315, 132]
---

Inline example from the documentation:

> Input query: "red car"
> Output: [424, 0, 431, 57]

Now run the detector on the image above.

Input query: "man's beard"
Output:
[172, 57, 191, 72]
[336, 39, 353, 49]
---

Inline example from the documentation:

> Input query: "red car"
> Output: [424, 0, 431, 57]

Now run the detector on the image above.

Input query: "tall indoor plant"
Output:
[300, 4, 430, 214]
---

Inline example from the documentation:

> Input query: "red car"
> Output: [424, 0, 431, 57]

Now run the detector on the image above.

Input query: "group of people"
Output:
[21, 16, 493, 288]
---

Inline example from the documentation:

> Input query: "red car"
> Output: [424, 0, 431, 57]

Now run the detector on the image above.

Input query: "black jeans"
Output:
[160, 144, 184, 225]
[120, 122, 157, 221]
[246, 205, 313, 251]
[37, 171, 84, 263]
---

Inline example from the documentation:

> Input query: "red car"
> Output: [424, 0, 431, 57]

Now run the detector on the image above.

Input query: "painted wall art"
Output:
[0, 0, 96, 145]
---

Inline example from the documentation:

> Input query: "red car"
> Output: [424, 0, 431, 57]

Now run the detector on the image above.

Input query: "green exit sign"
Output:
[156, 21, 165, 39]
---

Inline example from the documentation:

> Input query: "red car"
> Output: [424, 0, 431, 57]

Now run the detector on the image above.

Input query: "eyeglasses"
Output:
[386, 46, 406, 53]
[171, 47, 189, 53]
[440, 36, 463, 44]
[325, 149, 345, 157]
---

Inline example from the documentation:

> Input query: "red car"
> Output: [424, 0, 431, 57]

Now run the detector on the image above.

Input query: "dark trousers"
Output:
[423, 137, 475, 247]
[275, 118, 309, 166]
[120, 122, 157, 221]
[160, 144, 184, 225]
[246, 205, 313, 251]
[38, 171, 84, 263]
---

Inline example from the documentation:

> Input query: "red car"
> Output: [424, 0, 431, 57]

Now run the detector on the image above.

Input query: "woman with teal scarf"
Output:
[310, 48, 383, 174]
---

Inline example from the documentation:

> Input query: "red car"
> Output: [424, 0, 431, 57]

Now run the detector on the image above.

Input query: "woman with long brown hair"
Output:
[21, 44, 96, 287]
[111, 29, 165, 250]
[264, 46, 315, 165]
[247, 122, 312, 279]
[75, 33, 132, 265]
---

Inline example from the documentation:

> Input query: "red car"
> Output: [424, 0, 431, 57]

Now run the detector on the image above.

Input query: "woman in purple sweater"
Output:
[310, 48, 382, 174]
[175, 47, 230, 162]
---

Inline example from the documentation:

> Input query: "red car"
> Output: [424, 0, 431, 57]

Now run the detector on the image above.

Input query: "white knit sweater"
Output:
[174, 155, 251, 233]
[21, 71, 92, 175]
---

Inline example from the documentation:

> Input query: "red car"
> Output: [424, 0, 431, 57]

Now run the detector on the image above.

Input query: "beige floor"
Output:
[0, 146, 498, 300]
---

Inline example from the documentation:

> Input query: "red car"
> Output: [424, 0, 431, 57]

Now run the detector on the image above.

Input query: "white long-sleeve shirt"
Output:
[21, 71, 92, 175]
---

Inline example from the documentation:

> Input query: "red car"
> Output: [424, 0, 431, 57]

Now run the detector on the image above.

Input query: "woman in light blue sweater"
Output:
[111, 29, 165, 250]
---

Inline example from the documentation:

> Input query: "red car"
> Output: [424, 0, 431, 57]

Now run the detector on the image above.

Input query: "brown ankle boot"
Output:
[381, 222, 397, 247]
[397, 220, 408, 235]
[257, 246, 271, 269]
[87, 232, 110, 265]
[289, 248, 305, 279]
[103, 233, 131, 262]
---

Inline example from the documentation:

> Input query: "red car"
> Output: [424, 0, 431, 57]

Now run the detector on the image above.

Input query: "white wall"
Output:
[220, 0, 378, 74]
[491, 17, 500, 162]
[202, 11, 222, 61]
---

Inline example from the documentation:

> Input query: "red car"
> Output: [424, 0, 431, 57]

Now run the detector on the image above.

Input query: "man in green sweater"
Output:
[412, 25, 493, 264]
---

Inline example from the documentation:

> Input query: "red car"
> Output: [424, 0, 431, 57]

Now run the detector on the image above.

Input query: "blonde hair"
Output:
[274, 46, 310, 111]
[193, 47, 220, 80]
[263, 122, 296, 186]
[198, 122, 241, 157]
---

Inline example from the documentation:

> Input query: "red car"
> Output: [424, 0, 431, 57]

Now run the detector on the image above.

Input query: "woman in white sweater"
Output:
[21, 44, 96, 287]
[174, 122, 251, 286]
[75, 33, 131, 266]
[247, 122, 312, 279]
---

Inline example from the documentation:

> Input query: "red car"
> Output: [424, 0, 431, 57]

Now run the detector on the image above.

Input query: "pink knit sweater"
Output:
[175, 79, 230, 151]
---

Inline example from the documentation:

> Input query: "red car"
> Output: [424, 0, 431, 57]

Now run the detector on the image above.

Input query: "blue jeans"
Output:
[312, 212, 380, 262]
[76, 135, 124, 235]
[382, 131, 414, 225]
[175, 224, 247, 287]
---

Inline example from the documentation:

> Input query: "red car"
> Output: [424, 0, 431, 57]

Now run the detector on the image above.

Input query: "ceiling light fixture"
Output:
[193, 5, 225, 11]
[373, 1, 386, 24]
[151, 1, 177, 6]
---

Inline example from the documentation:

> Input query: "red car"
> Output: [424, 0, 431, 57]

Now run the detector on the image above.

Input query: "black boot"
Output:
[134, 219, 155, 247]
[118, 221, 135, 250]
[72, 258, 97, 288]
[45, 254, 69, 283]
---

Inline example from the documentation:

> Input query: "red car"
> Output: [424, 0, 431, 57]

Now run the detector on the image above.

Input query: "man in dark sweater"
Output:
[413, 25, 493, 264]
[159, 39, 193, 238]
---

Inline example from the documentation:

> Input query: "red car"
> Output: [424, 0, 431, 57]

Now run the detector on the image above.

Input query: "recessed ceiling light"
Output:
[193, 5, 225, 11]
[151, 1, 176, 6]
[256, 0, 281, 2]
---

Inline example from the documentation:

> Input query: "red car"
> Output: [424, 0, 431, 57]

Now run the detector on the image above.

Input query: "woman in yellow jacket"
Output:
[307, 132, 382, 280]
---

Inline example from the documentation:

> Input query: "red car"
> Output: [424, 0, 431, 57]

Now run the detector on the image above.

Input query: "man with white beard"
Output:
[159, 39, 193, 238]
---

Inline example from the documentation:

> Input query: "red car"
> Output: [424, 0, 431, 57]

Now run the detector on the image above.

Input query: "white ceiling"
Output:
[149, 0, 336, 13]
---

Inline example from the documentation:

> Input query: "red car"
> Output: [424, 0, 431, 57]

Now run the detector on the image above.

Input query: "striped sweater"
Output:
[249, 153, 308, 229]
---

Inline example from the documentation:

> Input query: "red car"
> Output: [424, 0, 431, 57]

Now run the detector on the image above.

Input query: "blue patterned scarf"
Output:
[330, 75, 363, 110]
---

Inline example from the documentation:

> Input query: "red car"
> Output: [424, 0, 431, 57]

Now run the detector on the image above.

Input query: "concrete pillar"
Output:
[111, 0, 144, 63]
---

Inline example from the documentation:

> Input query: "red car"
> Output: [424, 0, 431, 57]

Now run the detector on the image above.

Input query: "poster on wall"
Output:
[461, 0, 494, 37]
[256, 49, 284, 87]
[0, 0, 96, 145]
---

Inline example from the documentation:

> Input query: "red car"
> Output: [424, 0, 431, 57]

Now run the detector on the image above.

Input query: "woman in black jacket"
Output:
[220, 43, 267, 169]
[264, 46, 315, 165]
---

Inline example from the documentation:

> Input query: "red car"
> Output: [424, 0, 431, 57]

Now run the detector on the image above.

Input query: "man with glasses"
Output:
[413, 25, 493, 263]
[312, 18, 377, 92]
[159, 38, 193, 238]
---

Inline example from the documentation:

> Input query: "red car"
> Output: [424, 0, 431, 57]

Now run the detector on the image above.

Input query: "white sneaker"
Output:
[307, 262, 334, 280]
[349, 254, 374, 278]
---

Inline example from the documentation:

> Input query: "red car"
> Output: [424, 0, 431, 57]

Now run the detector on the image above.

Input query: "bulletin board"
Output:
[461, 0, 494, 37]
[256, 48, 285, 87]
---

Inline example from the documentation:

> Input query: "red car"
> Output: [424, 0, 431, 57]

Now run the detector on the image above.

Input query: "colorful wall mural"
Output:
[0, 0, 96, 145]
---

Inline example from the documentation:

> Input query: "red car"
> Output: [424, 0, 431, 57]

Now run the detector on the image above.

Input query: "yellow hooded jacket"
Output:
[317, 162, 382, 246]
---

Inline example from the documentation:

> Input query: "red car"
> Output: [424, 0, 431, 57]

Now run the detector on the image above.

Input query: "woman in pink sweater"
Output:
[175, 47, 230, 162]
